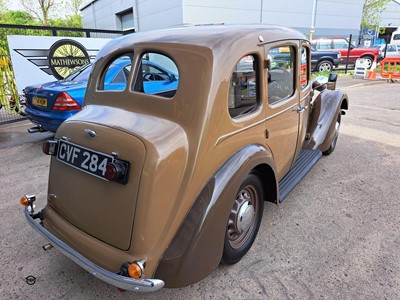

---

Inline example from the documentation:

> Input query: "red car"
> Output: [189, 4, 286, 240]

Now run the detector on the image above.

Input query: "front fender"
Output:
[154, 144, 277, 288]
[304, 89, 348, 152]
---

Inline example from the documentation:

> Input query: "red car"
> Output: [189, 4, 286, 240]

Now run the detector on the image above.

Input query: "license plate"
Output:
[32, 96, 47, 107]
[56, 140, 113, 181]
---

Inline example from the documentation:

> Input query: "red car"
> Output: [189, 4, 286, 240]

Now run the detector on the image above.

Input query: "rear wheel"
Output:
[323, 112, 341, 155]
[362, 56, 374, 68]
[221, 173, 264, 265]
[316, 60, 333, 72]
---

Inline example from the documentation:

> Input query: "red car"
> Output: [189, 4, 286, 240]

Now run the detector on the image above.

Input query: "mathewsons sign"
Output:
[8, 35, 111, 93]
[48, 39, 91, 79]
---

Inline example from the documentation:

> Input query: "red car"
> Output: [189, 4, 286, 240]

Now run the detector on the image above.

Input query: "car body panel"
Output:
[155, 145, 277, 287]
[24, 25, 348, 290]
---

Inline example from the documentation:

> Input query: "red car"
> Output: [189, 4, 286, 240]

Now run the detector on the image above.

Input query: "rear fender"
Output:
[154, 144, 277, 288]
[305, 89, 348, 152]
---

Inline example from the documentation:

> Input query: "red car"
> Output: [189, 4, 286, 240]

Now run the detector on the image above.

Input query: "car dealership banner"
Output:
[8, 35, 111, 94]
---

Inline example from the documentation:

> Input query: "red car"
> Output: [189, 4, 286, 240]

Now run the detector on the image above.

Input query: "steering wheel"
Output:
[144, 73, 156, 81]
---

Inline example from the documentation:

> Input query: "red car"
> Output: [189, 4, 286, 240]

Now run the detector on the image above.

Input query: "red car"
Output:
[311, 37, 380, 68]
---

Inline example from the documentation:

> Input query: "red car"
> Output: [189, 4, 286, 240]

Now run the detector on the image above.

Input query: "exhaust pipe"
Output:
[42, 244, 54, 251]
[27, 126, 46, 133]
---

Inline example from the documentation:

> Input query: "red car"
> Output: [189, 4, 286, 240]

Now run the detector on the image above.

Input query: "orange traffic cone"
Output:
[367, 56, 377, 79]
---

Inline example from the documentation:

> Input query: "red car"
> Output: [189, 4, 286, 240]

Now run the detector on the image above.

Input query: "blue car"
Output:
[25, 58, 179, 132]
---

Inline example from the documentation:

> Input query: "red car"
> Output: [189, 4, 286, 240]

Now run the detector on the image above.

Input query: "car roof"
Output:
[97, 24, 307, 57]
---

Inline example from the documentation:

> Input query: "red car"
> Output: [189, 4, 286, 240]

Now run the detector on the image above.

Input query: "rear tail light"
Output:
[42, 140, 59, 155]
[105, 161, 127, 183]
[52, 92, 81, 111]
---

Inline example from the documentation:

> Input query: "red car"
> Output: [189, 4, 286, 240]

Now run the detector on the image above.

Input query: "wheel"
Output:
[323, 112, 341, 155]
[362, 56, 374, 69]
[221, 172, 264, 265]
[316, 60, 333, 72]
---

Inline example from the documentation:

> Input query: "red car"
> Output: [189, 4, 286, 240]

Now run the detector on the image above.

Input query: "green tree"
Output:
[0, 11, 41, 52]
[0, 10, 37, 25]
[18, 0, 56, 26]
[0, 0, 8, 14]
[361, 0, 391, 29]
[67, 0, 84, 15]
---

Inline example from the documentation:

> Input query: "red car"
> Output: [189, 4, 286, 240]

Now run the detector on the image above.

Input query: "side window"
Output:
[317, 39, 332, 50]
[99, 55, 132, 91]
[300, 46, 309, 89]
[333, 39, 348, 49]
[228, 55, 259, 118]
[387, 45, 395, 52]
[133, 53, 179, 98]
[267, 46, 295, 105]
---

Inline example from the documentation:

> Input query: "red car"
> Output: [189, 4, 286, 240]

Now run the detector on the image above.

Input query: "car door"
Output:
[297, 43, 312, 153]
[264, 42, 300, 180]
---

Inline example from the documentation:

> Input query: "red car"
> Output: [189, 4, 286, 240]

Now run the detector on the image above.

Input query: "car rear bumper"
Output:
[25, 107, 78, 132]
[24, 207, 165, 292]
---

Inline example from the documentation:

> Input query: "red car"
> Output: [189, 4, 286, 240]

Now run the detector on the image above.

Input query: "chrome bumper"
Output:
[24, 207, 165, 292]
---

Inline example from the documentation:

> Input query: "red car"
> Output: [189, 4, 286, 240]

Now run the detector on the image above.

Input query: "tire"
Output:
[316, 60, 333, 72]
[221, 172, 264, 265]
[323, 112, 341, 156]
[362, 56, 374, 69]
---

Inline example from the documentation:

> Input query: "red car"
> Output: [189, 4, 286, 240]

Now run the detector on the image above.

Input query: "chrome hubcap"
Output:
[237, 201, 255, 233]
[319, 62, 331, 71]
[227, 185, 258, 249]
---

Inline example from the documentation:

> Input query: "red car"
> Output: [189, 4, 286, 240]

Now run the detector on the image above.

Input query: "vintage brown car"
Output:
[21, 25, 348, 292]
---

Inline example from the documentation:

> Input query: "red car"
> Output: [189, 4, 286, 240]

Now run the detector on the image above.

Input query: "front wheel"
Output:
[221, 173, 264, 265]
[316, 60, 333, 72]
[323, 112, 341, 155]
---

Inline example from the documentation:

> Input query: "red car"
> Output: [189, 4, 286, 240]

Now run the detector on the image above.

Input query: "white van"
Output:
[390, 29, 400, 45]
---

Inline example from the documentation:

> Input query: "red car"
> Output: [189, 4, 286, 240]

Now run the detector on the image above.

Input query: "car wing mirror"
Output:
[169, 74, 177, 82]
[326, 73, 337, 90]
[312, 76, 328, 92]
[312, 74, 337, 92]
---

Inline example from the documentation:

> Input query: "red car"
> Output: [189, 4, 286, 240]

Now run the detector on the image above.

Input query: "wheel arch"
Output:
[253, 163, 277, 203]
[154, 144, 277, 287]
[305, 89, 349, 152]
[318, 56, 335, 63]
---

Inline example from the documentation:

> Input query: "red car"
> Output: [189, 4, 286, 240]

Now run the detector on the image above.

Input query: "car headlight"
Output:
[337, 53, 341, 59]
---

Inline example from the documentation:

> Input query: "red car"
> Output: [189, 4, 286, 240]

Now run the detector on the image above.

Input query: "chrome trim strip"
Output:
[24, 208, 165, 292]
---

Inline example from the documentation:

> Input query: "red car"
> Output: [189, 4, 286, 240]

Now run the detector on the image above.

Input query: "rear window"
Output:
[98, 55, 133, 91]
[132, 52, 179, 98]
[65, 63, 92, 82]
[228, 55, 259, 118]
[97, 53, 179, 98]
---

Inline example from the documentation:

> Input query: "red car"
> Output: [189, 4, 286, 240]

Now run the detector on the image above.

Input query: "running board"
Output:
[279, 149, 322, 203]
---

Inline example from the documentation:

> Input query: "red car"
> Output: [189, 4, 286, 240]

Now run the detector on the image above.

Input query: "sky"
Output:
[6, 0, 66, 11]
[8, 0, 22, 10]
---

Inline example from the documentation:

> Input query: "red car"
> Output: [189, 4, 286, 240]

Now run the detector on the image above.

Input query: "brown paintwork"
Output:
[30, 25, 348, 288]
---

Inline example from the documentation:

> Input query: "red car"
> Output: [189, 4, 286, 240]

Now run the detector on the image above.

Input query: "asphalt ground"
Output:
[0, 77, 399, 299]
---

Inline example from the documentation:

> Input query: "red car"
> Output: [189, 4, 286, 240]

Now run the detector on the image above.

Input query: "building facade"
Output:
[81, 0, 365, 38]
[380, 0, 400, 27]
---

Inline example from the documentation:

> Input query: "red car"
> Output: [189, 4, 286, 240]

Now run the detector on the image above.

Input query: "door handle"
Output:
[293, 105, 307, 113]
